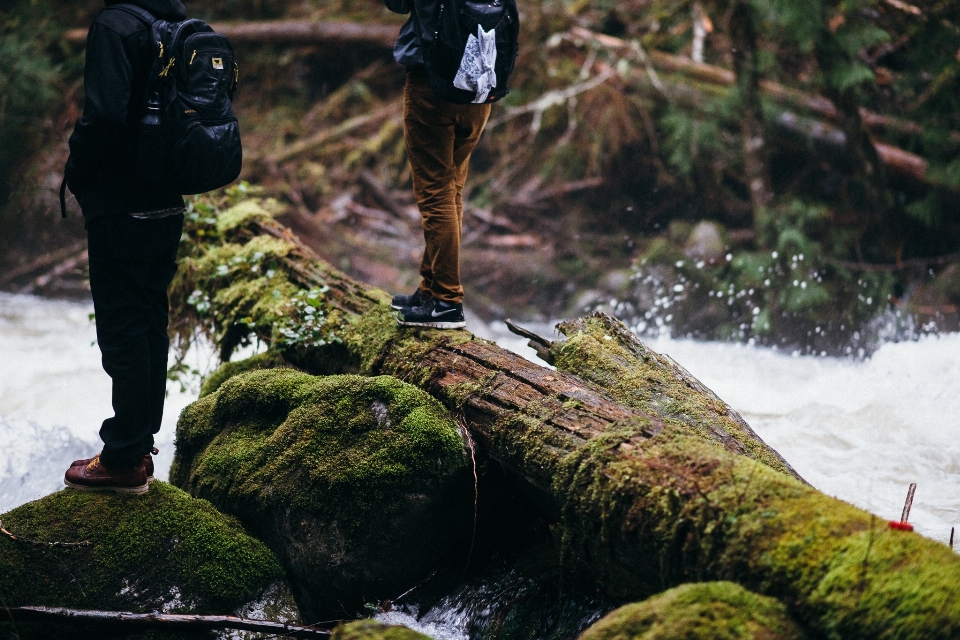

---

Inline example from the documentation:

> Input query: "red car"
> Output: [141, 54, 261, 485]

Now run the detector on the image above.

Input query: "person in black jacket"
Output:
[63, 0, 188, 494]
[385, 0, 492, 329]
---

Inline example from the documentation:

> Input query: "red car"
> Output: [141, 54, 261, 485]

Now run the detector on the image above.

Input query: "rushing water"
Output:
[1, 292, 958, 636]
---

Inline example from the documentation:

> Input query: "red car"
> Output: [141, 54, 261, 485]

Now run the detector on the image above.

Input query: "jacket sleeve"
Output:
[384, 0, 412, 14]
[65, 21, 134, 197]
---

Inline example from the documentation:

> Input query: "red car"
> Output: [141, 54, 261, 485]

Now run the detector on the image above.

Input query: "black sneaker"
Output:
[391, 288, 430, 310]
[398, 298, 466, 329]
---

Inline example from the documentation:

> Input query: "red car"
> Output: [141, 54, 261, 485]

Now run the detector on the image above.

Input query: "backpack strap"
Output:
[60, 177, 68, 219]
[104, 3, 157, 26]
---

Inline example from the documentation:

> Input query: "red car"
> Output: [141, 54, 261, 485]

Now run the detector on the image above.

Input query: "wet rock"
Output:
[683, 220, 727, 264]
[0, 481, 293, 638]
[578, 582, 806, 640]
[331, 620, 433, 640]
[171, 370, 472, 622]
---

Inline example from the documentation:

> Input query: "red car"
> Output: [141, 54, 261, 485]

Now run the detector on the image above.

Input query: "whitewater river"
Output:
[2, 291, 958, 628]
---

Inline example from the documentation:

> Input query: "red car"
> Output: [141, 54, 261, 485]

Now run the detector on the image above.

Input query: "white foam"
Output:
[0, 293, 214, 512]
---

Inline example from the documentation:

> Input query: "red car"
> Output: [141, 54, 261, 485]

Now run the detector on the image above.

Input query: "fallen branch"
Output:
[64, 20, 398, 47]
[262, 102, 399, 165]
[18, 251, 88, 295]
[0, 521, 91, 549]
[6, 606, 332, 638]
[487, 69, 617, 130]
[0, 242, 85, 287]
[566, 26, 960, 176]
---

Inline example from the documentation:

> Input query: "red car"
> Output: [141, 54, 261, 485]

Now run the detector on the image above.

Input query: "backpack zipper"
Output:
[158, 57, 176, 77]
[189, 50, 198, 65]
[435, 3, 444, 39]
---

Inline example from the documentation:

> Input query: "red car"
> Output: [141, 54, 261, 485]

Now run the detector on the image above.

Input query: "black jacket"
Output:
[65, 0, 187, 219]
[385, 0, 440, 71]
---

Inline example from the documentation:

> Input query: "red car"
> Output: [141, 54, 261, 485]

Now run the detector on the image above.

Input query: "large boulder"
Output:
[170, 370, 472, 622]
[579, 582, 806, 640]
[0, 481, 295, 638]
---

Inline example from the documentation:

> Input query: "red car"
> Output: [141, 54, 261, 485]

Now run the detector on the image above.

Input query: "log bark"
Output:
[170, 205, 960, 638]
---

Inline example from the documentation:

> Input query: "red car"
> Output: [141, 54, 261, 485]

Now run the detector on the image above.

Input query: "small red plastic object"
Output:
[889, 520, 914, 532]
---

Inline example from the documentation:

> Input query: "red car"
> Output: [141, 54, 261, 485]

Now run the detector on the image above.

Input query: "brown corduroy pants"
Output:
[403, 71, 491, 304]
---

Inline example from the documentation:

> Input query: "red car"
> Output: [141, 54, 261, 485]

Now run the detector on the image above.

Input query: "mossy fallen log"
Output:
[171, 372, 473, 620]
[548, 314, 799, 479]
[170, 197, 960, 638]
[578, 582, 806, 640]
[0, 481, 296, 638]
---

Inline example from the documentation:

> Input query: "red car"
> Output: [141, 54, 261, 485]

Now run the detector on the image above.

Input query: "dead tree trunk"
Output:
[170, 207, 960, 639]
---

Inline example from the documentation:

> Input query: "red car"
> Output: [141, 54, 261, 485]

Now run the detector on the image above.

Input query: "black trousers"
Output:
[86, 213, 184, 467]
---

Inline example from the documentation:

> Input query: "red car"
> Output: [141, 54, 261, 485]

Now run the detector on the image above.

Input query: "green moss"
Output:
[0, 482, 284, 613]
[174, 370, 466, 527]
[331, 620, 433, 640]
[172, 370, 471, 619]
[199, 351, 291, 398]
[552, 314, 798, 478]
[344, 304, 404, 374]
[553, 426, 960, 639]
[579, 582, 806, 640]
[216, 199, 275, 236]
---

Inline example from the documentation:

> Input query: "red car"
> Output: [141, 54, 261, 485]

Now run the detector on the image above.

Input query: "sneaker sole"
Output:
[64, 479, 150, 495]
[397, 319, 467, 329]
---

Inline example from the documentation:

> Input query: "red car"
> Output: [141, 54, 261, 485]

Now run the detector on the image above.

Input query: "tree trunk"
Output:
[812, 27, 896, 220]
[728, 0, 775, 242]
[171, 205, 960, 638]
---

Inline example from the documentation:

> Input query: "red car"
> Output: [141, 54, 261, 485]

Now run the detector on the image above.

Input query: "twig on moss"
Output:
[459, 419, 479, 579]
[0, 593, 20, 640]
[901, 483, 917, 523]
[0, 521, 91, 549]
[5, 607, 332, 638]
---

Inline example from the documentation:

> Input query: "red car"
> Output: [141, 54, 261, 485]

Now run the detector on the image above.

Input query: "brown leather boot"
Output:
[64, 454, 149, 494]
[71, 447, 157, 482]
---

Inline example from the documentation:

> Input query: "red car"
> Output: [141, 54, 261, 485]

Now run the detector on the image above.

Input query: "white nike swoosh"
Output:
[431, 307, 458, 317]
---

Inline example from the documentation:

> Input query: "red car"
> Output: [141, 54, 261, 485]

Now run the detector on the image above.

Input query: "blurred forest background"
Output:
[1, 0, 959, 355]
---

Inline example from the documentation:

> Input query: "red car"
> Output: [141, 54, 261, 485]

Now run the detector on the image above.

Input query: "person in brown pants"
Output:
[386, 0, 492, 329]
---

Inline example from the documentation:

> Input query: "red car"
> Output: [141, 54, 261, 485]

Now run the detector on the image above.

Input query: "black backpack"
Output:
[425, 0, 520, 104]
[118, 4, 243, 196]
[61, 5, 242, 217]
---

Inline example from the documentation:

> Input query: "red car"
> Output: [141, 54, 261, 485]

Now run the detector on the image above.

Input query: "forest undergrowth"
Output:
[2, 0, 959, 355]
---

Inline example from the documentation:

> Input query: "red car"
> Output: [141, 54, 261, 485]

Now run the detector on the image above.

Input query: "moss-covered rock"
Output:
[199, 350, 291, 398]
[171, 370, 472, 621]
[331, 620, 433, 640]
[0, 481, 292, 638]
[578, 582, 806, 640]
